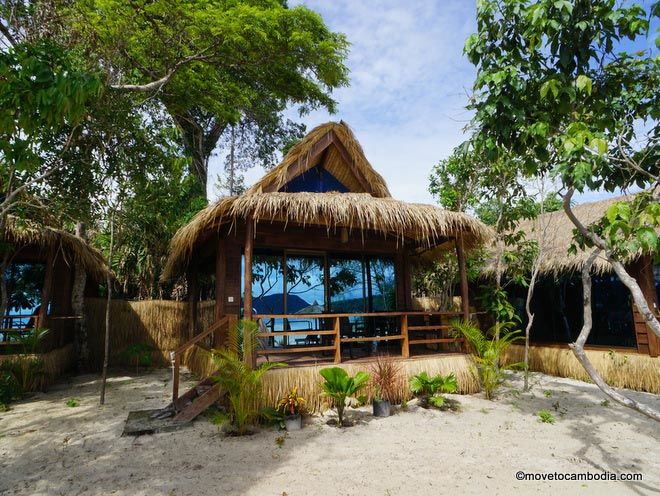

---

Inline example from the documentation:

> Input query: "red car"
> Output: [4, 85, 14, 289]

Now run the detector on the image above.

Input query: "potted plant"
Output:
[369, 355, 402, 417]
[277, 386, 306, 431]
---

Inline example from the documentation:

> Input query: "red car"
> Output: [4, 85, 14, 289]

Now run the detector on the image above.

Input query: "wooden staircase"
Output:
[162, 316, 235, 423]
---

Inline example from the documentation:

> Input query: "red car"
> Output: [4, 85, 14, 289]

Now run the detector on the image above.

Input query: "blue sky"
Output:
[208, 0, 657, 205]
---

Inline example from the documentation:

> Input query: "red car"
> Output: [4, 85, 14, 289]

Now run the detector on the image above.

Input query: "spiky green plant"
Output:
[409, 372, 458, 408]
[212, 319, 284, 435]
[451, 320, 522, 400]
[319, 367, 370, 427]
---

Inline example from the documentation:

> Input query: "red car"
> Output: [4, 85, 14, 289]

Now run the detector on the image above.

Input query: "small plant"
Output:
[123, 343, 155, 374]
[600, 399, 610, 408]
[368, 355, 402, 403]
[319, 367, 370, 427]
[409, 372, 458, 408]
[400, 398, 408, 410]
[275, 435, 286, 448]
[277, 387, 306, 416]
[451, 320, 523, 400]
[212, 319, 285, 435]
[66, 398, 80, 407]
[537, 409, 555, 424]
[543, 390, 552, 398]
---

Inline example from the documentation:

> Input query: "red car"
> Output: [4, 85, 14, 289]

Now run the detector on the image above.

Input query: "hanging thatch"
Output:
[247, 121, 391, 198]
[486, 194, 656, 277]
[164, 194, 492, 279]
[3, 215, 109, 281]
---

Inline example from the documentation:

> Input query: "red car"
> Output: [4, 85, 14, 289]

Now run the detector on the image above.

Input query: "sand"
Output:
[0, 368, 658, 496]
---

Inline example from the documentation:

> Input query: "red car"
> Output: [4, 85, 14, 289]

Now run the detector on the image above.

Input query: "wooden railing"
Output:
[170, 315, 234, 405]
[253, 311, 465, 363]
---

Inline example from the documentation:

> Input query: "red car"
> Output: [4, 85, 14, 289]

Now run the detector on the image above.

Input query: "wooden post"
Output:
[172, 353, 180, 403]
[215, 238, 228, 347]
[401, 313, 409, 358]
[243, 218, 255, 366]
[455, 234, 470, 353]
[187, 268, 198, 340]
[334, 316, 341, 363]
[38, 249, 55, 329]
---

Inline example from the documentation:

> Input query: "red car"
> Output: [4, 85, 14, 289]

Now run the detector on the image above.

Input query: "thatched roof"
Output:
[163, 192, 492, 279]
[246, 121, 391, 198]
[163, 121, 492, 280]
[492, 194, 651, 276]
[3, 216, 109, 281]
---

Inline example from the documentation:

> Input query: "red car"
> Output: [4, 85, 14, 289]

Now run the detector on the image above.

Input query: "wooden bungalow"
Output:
[1, 216, 108, 361]
[500, 195, 659, 357]
[161, 122, 492, 419]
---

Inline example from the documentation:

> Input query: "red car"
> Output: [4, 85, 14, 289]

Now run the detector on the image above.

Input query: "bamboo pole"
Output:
[243, 218, 255, 366]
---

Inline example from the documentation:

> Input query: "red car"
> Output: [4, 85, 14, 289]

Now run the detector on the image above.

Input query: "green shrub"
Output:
[410, 372, 458, 408]
[319, 367, 370, 427]
[537, 409, 555, 424]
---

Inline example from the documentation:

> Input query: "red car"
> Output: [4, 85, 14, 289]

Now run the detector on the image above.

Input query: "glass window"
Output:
[286, 255, 325, 332]
[329, 257, 365, 312]
[368, 257, 396, 311]
[2, 262, 46, 330]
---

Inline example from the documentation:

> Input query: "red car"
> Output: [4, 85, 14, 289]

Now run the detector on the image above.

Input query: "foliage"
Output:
[68, 0, 350, 189]
[537, 409, 556, 424]
[368, 355, 403, 403]
[277, 386, 306, 416]
[0, 366, 20, 409]
[15, 327, 49, 355]
[259, 406, 286, 430]
[319, 367, 370, 427]
[66, 398, 80, 407]
[451, 320, 523, 400]
[211, 319, 284, 435]
[409, 372, 458, 408]
[123, 343, 155, 375]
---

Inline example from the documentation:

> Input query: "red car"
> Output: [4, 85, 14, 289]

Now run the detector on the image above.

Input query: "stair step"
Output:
[173, 383, 222, 423]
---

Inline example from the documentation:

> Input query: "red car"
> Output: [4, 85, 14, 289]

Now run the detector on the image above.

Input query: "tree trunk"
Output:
[72, 222, 89, 372]
[0, 215, 9, 321]
[562, 188, 660, 339]
[100, 215, 114, 405]
[570, 248, 660, 422]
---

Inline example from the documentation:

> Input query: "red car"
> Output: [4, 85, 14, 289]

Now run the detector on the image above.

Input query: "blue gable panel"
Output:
[279, 165, 350, 193]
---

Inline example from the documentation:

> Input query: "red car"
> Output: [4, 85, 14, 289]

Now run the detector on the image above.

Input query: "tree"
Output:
[465, 0, 659, 419]
[68, 0, 349, 191]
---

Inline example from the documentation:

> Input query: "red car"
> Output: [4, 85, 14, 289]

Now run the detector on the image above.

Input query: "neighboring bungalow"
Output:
[1, 216, 108, 380]
[161, 122, 492, 420]
[506, 196, 659, 357]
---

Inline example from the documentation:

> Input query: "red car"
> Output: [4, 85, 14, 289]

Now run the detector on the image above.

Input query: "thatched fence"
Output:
[84, 298, 215, 370]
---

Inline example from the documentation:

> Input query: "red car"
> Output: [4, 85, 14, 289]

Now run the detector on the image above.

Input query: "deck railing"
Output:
[253, 311, 465, 363]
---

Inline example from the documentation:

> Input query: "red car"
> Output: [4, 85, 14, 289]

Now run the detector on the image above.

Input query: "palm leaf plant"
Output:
[319, 367, 370, 427]
[409, 372, 458, 408]
[451, 320, 523, 399]
[212, 319, 284, 435]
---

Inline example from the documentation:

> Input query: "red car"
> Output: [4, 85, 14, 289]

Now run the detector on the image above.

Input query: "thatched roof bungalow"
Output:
[164, 121, 492, 365]
[499, 195, 659, 357]
[2, 216, 108, 352]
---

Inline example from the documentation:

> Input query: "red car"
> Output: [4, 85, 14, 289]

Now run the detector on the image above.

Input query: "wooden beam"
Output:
[38, 248, 55, 329]
[215, 238, 228, 347]
[455, 234, 470, 354]
[401, 313, 409, 358]
[243, 218, 255, 366]
[329, 131, 374, 194]
[187, 268, 198, 340]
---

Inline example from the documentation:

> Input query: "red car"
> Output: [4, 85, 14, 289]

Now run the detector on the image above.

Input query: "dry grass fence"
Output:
[182, 345, 479, 413]
[0, 343, 75, 391]
[84, 298, 215, 370]
[504, 344, 660, 394]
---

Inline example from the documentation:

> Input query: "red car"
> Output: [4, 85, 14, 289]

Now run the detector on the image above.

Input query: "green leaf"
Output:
[591, 137, 608, 155]
[576, 75, 592, 94]
[637, 227, 657, 250]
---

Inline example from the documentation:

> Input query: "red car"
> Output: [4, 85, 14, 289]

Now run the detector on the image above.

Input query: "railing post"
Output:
[171, 352, 180, 404]
[334, 317, 341, 363]
[401, 314, 409, 358]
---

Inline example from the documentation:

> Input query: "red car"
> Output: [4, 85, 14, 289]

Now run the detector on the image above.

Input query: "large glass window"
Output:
[329, 257, 365, 312]
[2, 262, 46, 330]
[368, 257, 396, 312]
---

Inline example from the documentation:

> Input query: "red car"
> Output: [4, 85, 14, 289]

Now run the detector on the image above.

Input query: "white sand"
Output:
[1, 368, 658, 496]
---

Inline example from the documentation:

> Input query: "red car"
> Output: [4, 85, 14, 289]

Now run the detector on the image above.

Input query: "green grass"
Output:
[65, 398, 80, 407]
[537, 409, 556, 424]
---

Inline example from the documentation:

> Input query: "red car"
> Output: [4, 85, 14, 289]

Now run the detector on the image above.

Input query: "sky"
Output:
[207, 0, 656, 206]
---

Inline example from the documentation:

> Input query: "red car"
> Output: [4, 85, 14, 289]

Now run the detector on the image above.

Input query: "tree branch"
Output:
[569, 248, 660, 422]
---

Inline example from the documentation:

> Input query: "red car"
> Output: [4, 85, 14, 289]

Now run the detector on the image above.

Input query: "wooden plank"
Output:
[340, 335, 403, 343]
[244, 218, 255, 367]
[401, 314, 409, 358]
[409, 338, 465, 345]
[408, 325, 451, 331]
[257, 330, 336, 337]
[187, 268, 198, 339]
[334, 317, 341, 363]
[257, 345, 336, 355]
[38, 248, 55, 328]
[254, 311, 461, 319]
[173, 383, 222, 423]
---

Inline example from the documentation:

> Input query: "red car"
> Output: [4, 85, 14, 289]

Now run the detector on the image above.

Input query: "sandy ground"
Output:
[0, 368, 658, 496]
